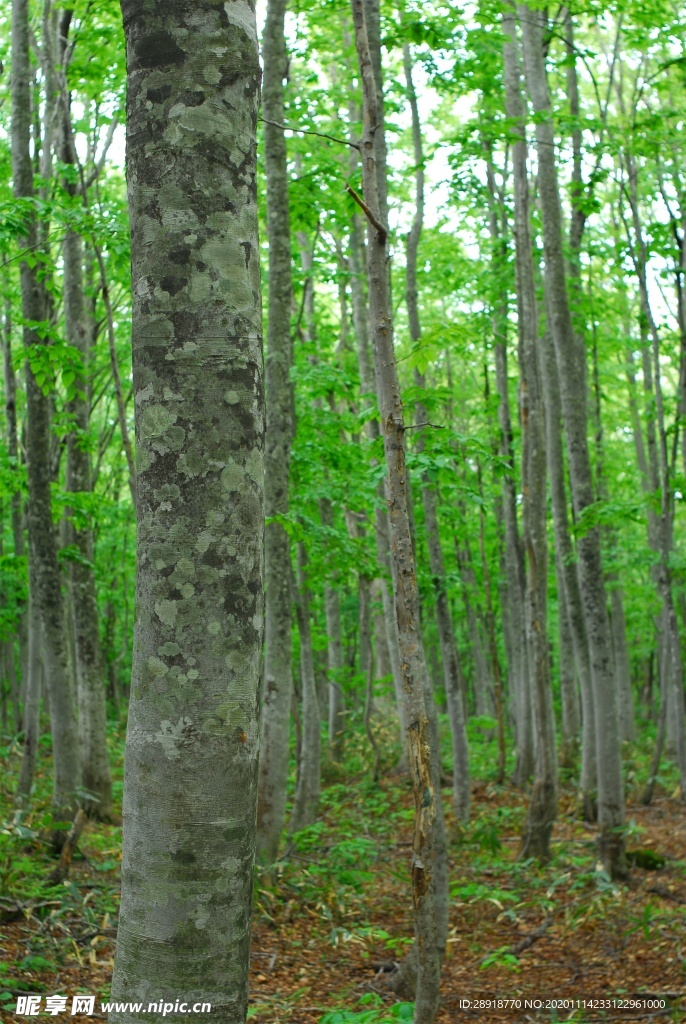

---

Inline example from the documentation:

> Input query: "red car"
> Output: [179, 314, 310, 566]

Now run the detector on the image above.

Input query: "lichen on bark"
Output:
[111, 2, 263, 1020]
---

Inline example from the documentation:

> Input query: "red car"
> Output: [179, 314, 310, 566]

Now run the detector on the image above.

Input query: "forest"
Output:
[1, 0, 686, 1021]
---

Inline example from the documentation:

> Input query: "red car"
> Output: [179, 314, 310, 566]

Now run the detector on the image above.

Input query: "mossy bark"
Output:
[111, 2, 263, 1020]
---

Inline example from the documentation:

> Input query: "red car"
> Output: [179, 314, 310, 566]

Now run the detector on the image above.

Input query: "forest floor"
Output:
[0, 718, 685, 1023]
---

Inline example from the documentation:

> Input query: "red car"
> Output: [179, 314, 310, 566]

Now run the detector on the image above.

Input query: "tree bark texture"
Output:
[256, 0, 295, 864]
[111, 3, 263, 1020]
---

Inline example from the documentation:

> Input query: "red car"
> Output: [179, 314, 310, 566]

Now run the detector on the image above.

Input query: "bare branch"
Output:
[345, 183, 387, 243]
[259, 116, 359, 150]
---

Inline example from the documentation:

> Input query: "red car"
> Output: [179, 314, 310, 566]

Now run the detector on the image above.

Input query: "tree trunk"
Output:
[58, 26, 113, 817]
[256, 0, 295, 865]
[110, 4, 263, 1020]
[589, 318, 635, 744]
[518, 3, 626, 877]
[289, 544, 321, 832]
[404, 44, 469, 823]
[541, 317, 596, 816]
[324, 535, 346, 760]
[346, 90, 408, 768]
[16, 588, 42, 803]
[620, 167, 686, 797]
[1, 297, 29, 699]
[350, 4, 441, 1018]
[556, 554, 580, 767]
[484, 151, 532, 789]
[12, 0, 81, 828]
[501, 7, 557, 859]
[454, 525, 494, 722]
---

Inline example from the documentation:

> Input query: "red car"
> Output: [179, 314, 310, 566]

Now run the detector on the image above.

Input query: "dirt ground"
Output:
[1, 787, 684, 1024]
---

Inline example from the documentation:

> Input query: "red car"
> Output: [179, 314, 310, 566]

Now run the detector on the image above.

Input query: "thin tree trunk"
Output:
[289, 544, 321, 833]
[110, 3, 263, 1019]
[501, 7, 557, 859]
[556, 554, 580, 766]
[590, 316, 635, 743]
[640, 645, 668, 806]
[350, 4, 441, 1017]
[518, 3, 626, 876]
[294, 227, 347, 760]
[541, 317, 596, 817]
[323, 510, 346, 760]
[16, 588, 42, 803]
[483, 148, 532, 789]
[58, 20, 112, 817]
[476, 465, 507, 780]
[346, 89, 408, 768]
[256, 0, 295, 864]
[12, 0, 81, 829]
[1, 297, 29, 696]
[94, 246, 137, 509]
[404, 44, 470, 823]
[454, 523, 495, 722]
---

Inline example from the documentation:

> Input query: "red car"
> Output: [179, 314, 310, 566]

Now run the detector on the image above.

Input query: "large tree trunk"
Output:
[110, 4, 263, 1020]
[256, 0, 295, 864]
[12, 0, 81, 828]
[58, 18, 113, 818]
[404, 44, 469, 823]
[519, 3, 626, 877]
[501, 7, 557, 860]
[350, 5, 441, 1019]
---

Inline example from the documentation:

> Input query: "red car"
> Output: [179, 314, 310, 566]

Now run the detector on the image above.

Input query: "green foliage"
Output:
[320, 994, 413, 1024]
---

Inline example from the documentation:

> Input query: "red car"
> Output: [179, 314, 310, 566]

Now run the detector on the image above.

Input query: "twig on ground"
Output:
[509, 915, 553, 955]
[47, 809, 87, 885]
